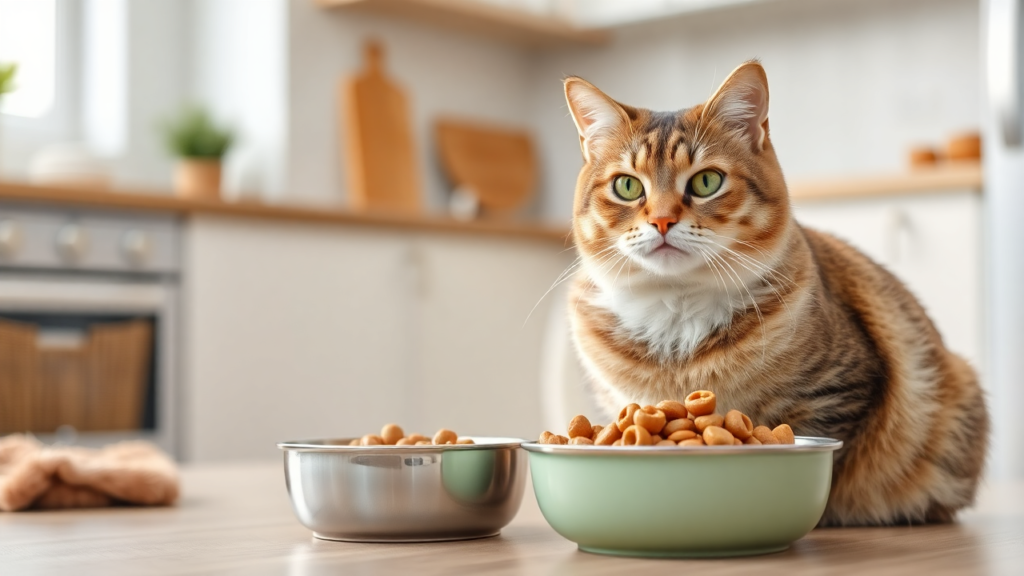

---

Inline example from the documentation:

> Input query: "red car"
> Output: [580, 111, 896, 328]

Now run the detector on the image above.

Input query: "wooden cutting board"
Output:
[435, 119, 536, 214]
[342, 41, 421, 213]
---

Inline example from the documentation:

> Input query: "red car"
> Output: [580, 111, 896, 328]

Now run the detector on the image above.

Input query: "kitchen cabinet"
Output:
[792, 188, 983, 373]
[182, 214, 572, 461]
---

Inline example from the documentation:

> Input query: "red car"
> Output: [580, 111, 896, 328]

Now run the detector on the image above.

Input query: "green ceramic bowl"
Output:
[523, 436, 842, 558]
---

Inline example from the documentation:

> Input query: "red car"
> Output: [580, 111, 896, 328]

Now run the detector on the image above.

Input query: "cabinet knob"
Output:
[121, 229, 153, 267]
[55, 224, 90, 263]
[0, 219, 23, 260]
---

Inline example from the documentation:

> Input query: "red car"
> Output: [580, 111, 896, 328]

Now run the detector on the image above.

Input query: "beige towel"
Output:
[0, 434, 179, 511]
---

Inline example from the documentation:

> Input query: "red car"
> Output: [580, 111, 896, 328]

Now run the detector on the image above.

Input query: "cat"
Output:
[562, 60, 988, 526]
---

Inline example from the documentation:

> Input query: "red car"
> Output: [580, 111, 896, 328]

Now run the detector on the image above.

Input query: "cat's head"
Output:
[566, 61, 793, 291]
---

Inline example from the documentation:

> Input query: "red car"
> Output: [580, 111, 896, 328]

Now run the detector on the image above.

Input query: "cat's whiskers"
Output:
[696, 236, 797, 329]
[703, 246, 768, 361]
[524, 240, 619, 326]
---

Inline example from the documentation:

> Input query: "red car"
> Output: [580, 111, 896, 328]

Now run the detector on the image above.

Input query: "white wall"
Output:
[529, 0, 981, 222]
[190, 0, 289, 201]
[286, 0, 536, 209]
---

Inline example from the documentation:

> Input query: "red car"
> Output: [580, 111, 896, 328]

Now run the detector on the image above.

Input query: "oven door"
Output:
[0, 273, 178, 457]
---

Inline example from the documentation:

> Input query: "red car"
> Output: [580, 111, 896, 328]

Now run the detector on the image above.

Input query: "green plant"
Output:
[0, 63, 16, 99]
[161, 106, 234, 159]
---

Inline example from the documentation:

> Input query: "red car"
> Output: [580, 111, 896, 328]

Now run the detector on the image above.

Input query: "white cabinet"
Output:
[792, 189, 983, 371]
[182, 215, 572, 461]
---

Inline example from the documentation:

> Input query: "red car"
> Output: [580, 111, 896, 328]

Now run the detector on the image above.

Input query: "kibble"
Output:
[346, 425, 475, 447]
[539, 390, 798, 450]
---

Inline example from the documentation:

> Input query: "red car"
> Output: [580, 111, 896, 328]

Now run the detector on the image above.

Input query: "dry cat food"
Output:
[538, 390, 796, 447]
[348, 424, 475, 446]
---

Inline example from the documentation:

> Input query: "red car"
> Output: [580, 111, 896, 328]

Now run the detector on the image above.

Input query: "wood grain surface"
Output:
[0, 462, 1020, 575]
[435, 118, 536, 213]
[342, 41, 422, 214]
[0, 180, 571, 242]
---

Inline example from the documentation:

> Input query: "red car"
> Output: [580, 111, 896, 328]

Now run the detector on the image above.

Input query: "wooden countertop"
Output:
[0, 163, 982, 243]
[789, 162, 983, 201]
[1, 462, 1020, 574]
[0, 181, 572, 243]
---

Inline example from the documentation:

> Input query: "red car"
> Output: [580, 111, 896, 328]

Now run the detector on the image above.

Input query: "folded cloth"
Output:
[0, 434, 179, 511]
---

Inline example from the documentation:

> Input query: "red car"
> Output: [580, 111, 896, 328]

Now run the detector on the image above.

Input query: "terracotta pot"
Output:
[175, 159, 222, 200]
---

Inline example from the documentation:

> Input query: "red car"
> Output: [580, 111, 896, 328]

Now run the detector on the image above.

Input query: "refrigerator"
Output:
[984, 0, 1024, 479]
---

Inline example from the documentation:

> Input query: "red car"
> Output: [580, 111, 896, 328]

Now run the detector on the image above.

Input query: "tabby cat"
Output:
[563, 61, 988, 526]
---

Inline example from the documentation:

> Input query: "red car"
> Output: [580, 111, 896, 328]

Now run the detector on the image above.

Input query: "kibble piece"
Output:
[744, 436, 762, 446]
[678, 438, 705, 447]
[348, 439, 360, 446]
[703, 426, 735, 446]
[655, 439, 677, 447]
[617, 403, 641, 432]
[684, 390, 717, 416]
[667, 430, 697, 442]
[621, 425, 653, 446]
[772, 424, 796, 445]
[656, 400, 688, 421]
[752, 426, 779, 445]
[594, 424, 622, 445]
[651, 434, 663, 444]
[694, 413, 725, 433]
[433, 429, 458, 445]
[733, 438, 743, 445]
[456, 438, 475, 445]
[381, 423, 405, 445]
[360, 434, 384, 446]
[395, 437, 415, 446]
[590, 424, 604, 441]
[662, 418, 696, 436]
[612, 439, 623, 446]
[415, 440, 432, 445]
[539, 431, 556, 444]
[724, 410, 754, 440]
[568, 415, 593, 439]
[407, 433, 429, 444]
[634, 405, 667, 434]
[569, 436, 594, 445]
[555, 435, 570, 444]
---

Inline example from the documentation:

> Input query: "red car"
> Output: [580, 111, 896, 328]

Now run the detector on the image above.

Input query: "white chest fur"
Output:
[593, 284, 739, 358]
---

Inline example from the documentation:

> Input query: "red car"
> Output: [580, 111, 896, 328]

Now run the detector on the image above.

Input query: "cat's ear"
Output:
[704, 61, 770, 152]
[564, 77, 630, 162]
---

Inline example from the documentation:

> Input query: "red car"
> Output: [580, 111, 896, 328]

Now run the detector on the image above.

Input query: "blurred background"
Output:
[0, 0, 1019, 480]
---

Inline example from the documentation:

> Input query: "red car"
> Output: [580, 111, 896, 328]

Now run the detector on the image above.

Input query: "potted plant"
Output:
[161, 106, 234, 200]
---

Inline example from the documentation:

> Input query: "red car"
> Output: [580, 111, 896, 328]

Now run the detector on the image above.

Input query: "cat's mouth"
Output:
[648, 240, 689, 257]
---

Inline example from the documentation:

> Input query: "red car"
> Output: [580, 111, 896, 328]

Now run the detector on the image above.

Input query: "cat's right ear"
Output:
[564, 77, 630, 162]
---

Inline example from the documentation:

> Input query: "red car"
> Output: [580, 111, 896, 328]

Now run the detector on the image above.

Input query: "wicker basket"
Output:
[0, 317, 153, 434]
[0, 318, 39, 434]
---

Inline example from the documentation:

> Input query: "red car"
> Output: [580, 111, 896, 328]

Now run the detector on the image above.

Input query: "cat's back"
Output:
[797, 223, 946, 352]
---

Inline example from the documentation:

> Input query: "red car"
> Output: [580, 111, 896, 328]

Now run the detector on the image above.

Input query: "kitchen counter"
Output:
[0, 180, 571, 243]
[1, 462, 1020, 575]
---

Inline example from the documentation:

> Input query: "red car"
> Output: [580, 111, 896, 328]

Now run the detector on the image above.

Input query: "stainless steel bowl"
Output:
[278, 437, 527, 542]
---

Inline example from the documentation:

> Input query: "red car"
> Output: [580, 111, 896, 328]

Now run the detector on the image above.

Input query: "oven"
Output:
[0, 202, 180, 457]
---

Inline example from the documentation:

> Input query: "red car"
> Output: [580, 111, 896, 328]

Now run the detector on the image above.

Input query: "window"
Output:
[0, 0, 57, 118]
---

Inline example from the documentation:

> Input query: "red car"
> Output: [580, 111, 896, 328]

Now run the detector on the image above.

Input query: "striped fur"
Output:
[564, 62, 988, 526]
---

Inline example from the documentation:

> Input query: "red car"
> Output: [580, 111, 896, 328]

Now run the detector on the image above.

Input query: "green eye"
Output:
[690, 170, 723, 197]
[613, 175, 644, 201]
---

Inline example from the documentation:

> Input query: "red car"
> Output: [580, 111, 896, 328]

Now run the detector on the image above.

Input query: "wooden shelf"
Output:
[0, 181, 571, 244]
[789, 162, 983, 201]
[317, 0, 610, 48]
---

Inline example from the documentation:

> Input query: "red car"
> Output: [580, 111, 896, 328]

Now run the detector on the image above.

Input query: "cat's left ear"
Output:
[704, 61, 770, 152]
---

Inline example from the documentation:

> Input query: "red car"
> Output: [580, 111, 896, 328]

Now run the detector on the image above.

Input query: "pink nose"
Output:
[649, 216, 678, 235]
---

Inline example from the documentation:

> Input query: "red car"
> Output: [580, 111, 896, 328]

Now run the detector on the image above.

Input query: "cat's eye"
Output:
[612, 175, 644, 201]
[690, 170, 723, 198]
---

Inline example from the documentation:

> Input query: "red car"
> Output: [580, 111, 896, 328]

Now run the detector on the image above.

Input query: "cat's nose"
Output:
[649, 215, 678, 235]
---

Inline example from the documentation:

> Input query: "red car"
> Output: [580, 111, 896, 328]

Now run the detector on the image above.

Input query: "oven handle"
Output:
[0, 278, 171, 312]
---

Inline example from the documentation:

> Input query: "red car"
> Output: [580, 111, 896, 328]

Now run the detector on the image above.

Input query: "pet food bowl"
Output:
[523, 436, 842, 558]
[278, 437, 527, 542]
